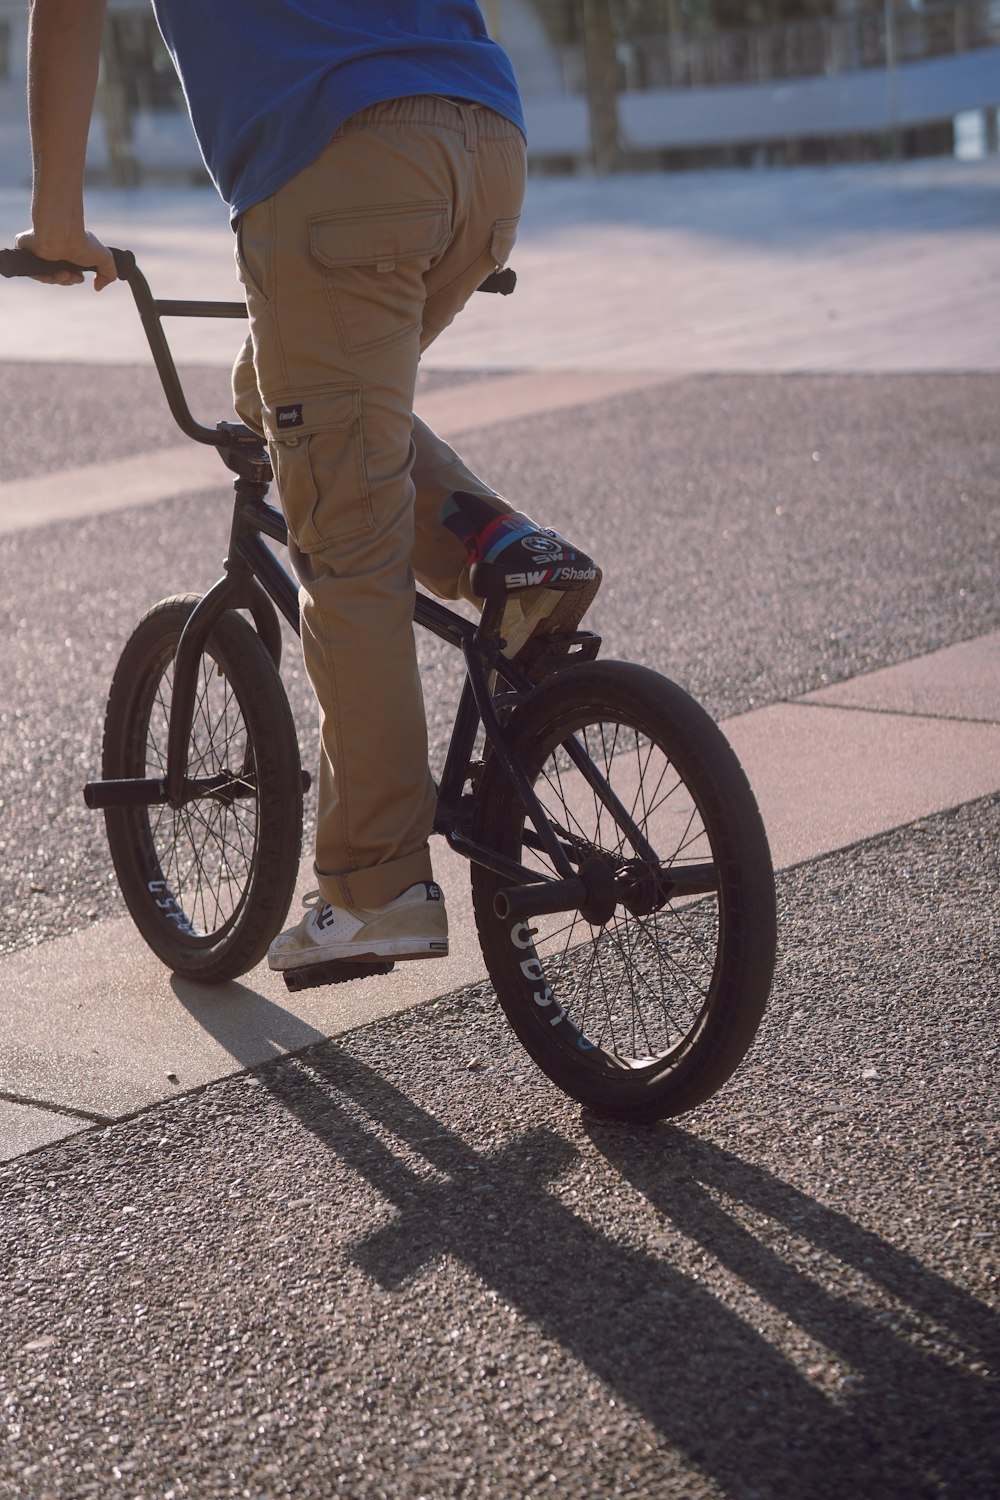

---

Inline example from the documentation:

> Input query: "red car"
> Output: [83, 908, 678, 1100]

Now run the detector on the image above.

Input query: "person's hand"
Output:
[13, 226, 117, 290]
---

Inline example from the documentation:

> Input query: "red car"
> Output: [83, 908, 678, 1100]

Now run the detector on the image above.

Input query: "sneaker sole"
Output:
[269, 937, 449, 973]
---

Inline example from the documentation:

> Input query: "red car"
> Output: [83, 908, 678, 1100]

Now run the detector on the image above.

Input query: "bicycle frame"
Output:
[63, 249, 665, 922]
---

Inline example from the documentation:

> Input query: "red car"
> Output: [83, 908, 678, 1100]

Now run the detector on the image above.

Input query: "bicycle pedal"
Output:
[282, 958, 395, 993]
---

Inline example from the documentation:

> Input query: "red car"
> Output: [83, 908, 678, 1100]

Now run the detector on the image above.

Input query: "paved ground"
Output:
[0, 158, 997, 1498]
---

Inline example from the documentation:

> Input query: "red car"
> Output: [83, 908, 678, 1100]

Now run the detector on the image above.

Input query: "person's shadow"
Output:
[174, 976, 999, 1499]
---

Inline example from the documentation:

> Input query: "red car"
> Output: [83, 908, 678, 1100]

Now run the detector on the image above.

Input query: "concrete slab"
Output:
[800, 632, 1000, 724]
[0, 443, 217, 535]
[2, 159, 998, 373]
[0, 1100, 87, 1161]
[0, 836, 483, 1121]
[726, 702, 1000, 869]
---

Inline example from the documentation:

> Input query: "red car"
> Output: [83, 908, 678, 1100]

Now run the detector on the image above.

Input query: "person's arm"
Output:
[15, 0, 117, 288]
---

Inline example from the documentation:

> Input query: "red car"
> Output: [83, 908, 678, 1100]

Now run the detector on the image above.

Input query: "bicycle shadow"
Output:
[262, 1050, 1000, 1494]
[170, 972, 330, 1066]
[587, 1120, 1000, 1369]
[171, 980, 997, 1498]
[584, 1119, 1000, 1496]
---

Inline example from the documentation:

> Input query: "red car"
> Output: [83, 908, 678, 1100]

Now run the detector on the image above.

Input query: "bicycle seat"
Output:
[442, 490, 599, 600]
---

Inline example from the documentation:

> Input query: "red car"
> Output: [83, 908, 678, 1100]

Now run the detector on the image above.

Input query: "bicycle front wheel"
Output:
[102, 594, 303, 982]
[471, 661, 776, 1121]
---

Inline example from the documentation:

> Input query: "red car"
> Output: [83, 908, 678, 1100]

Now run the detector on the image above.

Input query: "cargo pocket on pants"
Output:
[262, 384, 373, 552]
[310, 201, 451, 353]
[489, 215, 520, 270]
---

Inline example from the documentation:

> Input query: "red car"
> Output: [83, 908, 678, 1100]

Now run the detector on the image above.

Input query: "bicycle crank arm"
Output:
[84, 774, 239, 809]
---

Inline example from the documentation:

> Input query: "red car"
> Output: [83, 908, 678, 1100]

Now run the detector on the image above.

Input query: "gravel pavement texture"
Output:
[1, 796, 997, 1499]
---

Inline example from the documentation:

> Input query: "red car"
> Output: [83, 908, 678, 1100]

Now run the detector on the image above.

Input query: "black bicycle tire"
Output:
[471, 660, 776, 1121]
[102, 594, 303, 982]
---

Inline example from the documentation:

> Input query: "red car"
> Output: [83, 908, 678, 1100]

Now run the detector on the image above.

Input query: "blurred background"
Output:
[0, 0, 997, 188]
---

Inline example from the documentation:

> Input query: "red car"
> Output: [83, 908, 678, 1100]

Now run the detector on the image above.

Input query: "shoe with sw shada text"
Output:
[267, 883, 448, 972]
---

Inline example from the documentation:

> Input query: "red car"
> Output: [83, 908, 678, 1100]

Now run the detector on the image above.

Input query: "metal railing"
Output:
[513, 0, 998, 97]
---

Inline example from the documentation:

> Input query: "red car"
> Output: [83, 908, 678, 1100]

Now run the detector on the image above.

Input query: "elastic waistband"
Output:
[341, 94, 524, 145]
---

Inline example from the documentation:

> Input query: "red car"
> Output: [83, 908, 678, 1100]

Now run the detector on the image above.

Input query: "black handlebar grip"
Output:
[0, 248, 97, 278]
[0, 246, 134, 279]
[477, 267, 517, 295]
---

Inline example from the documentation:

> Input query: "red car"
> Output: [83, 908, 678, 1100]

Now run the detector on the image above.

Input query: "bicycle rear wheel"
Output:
[102, 594, 303, 982]
[471, 661, 776, 1121]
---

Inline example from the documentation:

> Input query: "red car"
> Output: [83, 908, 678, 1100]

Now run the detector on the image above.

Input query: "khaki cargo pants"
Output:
[232, 97, 526, 910]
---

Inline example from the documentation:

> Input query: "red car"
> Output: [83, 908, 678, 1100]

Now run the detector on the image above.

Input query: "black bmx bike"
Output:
[3, 246, 777, 1123]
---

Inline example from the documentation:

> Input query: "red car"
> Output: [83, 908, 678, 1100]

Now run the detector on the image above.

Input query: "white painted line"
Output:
[418, 368, 675, 436]
[728, 704, 1000, 871]
[0, 836, 482, 1123]
[0, 371, 673, 536]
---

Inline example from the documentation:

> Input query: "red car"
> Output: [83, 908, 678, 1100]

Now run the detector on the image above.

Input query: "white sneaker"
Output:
[267, 882, 448, 972]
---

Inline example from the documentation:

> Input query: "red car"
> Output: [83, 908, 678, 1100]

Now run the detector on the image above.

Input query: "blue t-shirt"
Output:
[150, 1, 525, 215]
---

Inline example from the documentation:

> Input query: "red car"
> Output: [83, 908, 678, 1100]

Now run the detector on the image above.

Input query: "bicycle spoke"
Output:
[137, 646, 260, 939]
[514, 714, 725, 1067]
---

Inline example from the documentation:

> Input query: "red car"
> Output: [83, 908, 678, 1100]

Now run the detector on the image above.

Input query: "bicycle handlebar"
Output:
[1, 247, 516, 292]
[1, 245, 246, 446]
